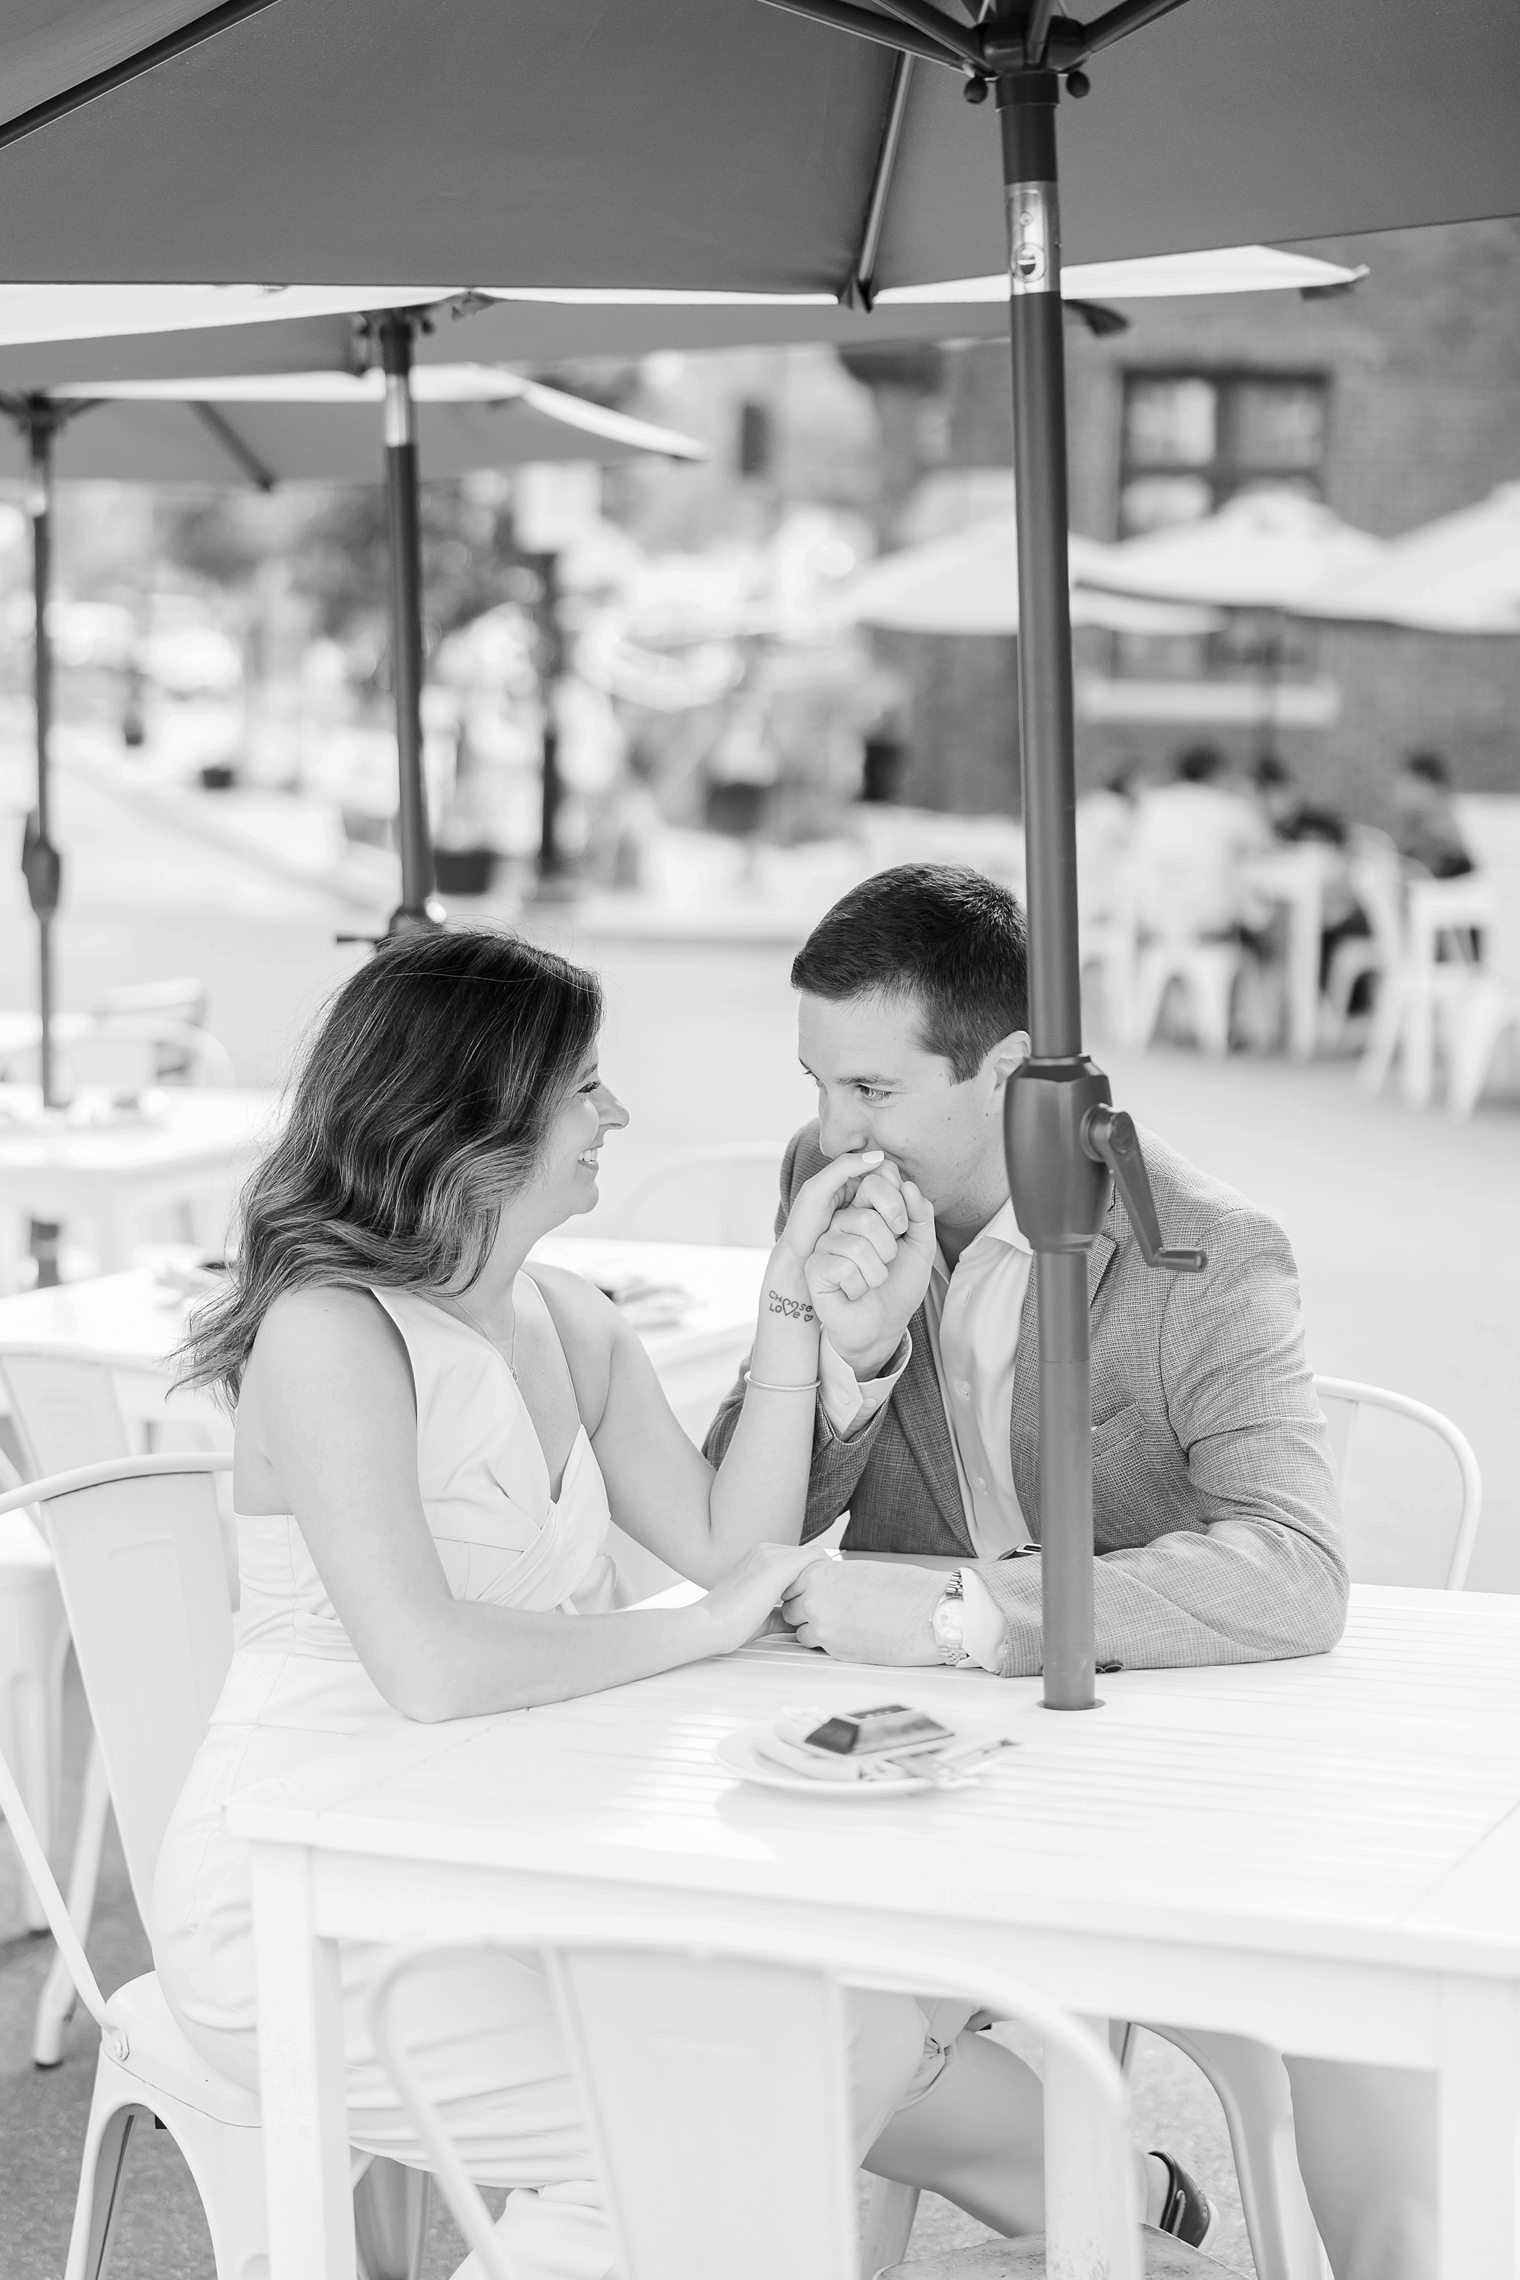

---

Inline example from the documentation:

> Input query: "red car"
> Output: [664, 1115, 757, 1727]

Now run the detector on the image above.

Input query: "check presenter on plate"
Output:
[151, 926, 1207, 2280]
[707, 862, 1435, 2280]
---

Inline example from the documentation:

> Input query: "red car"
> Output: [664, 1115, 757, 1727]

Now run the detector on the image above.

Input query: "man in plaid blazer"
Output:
[705, 863, 1347, 1679]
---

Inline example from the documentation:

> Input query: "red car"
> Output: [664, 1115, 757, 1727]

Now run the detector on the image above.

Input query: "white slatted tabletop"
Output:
[232, 1586, 1520, 2280]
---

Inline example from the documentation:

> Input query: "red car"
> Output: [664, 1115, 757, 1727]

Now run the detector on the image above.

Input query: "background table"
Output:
[0, 1086, 280, 1283]
[0, 1242, 767, 1573]
[231, 1586, 1520, 2280]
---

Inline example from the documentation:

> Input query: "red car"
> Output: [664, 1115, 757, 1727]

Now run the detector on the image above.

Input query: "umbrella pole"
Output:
[378, 314, 442, 935]
[994, 68, 1105, 1709]
[22, 407, 63, 1111]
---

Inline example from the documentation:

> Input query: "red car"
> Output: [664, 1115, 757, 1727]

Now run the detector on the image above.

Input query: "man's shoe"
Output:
[1151, 2150, 1216, 2249]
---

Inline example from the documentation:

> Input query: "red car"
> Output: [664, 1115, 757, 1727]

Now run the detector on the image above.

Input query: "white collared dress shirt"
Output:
[819, 1199, 1033, 1670]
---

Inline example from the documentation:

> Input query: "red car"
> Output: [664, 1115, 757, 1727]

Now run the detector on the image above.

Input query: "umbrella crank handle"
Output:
[1081, 1106, 1206, 1275]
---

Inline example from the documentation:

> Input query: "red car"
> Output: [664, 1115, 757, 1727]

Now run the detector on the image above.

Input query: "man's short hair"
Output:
[790, 864, 1029, 1082]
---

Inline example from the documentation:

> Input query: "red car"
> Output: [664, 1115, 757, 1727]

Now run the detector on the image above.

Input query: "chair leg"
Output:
[1359, 970, 1406, 1094]
[1148, 2025, 1328, 2280]
[1448, 990, 1509, 1121]
[1131, 952, 1174, 1051]
[34, 1735, 113, 2065]
[0, 1569, 69, 1934]
[355, 2155, 432, 2280]
[859, 2177, 920, 2280]
[64, 2088, 138, 2280]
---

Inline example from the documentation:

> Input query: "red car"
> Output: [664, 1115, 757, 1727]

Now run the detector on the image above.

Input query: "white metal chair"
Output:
[0, 1451, 428, 2280]
[866, 1376, 1483, 2280]
[368, 1921, 1233, 2280]
[0, 1343, 142, 2064]
[1447, 867, 1520, 1119]
[0, 1443, 71, 1939]
[601, 1142, 787, 1248]
[1315, 1374, 1482, 1590]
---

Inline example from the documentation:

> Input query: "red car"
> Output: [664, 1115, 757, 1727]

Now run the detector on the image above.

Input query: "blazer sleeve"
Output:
[974, 1205, 1349, 1675]
[701, 1126, 899, 1541]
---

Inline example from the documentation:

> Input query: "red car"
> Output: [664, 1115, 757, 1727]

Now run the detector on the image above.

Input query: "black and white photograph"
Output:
[0, 6, 1517, 2278]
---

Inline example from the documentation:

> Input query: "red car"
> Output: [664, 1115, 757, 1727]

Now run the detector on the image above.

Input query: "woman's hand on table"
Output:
[699, 1542, 830, 1654]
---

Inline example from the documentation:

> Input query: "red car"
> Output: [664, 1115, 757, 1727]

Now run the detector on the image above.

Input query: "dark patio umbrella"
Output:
[4, 0, 1515, 1711]
[4, 354, 702, 1106]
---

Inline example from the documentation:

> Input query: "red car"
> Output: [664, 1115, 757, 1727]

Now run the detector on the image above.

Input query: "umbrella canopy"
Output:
[0, 2, 1514, 284]
[1295, 482, 1520, 634]
[26, 365, 706, 486]
[0, 283, 445, 350]
[836, 515, 1222, 636]
[1082, 491, 1386, 612]
[0, 246, 1370, 387]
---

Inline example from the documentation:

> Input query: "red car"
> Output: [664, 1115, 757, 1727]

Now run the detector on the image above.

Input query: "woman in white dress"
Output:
[153, 926, 1051, 2280]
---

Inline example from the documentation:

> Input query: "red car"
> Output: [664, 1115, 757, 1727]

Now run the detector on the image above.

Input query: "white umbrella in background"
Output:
[1082, 490, 1385, 610]
[1079, 490, 1387, 755]
[1294, 481, 1520, 635]
[3, 363, 702, 1106]
[836, 515, 1222, 636]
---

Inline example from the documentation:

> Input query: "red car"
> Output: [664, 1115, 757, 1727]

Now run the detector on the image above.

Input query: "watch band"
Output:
[931, 1571, 968, 1666]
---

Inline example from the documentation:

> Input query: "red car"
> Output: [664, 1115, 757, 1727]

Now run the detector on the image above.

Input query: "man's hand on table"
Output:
[780, 1559, 944, 1665]
[804, 1159, 935, 1382]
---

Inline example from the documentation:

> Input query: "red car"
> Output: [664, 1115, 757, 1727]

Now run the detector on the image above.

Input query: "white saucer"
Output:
[715, 1722, 992, 1798]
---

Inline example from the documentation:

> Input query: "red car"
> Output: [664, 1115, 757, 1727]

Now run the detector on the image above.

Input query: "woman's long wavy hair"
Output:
[179, 928, 602, 1407]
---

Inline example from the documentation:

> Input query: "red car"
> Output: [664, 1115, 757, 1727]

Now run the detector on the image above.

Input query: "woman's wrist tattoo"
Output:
[766, 1288, 817, 1324]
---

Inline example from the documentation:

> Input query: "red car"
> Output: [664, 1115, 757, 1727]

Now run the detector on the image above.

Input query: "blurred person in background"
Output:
[1074, 757, 1146, 924]
[1127, 743, 1275, 953]
[1391, 749, 1475, 879]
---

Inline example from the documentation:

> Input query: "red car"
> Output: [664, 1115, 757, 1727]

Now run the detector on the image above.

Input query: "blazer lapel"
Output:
[894, 1306, 975, 1553]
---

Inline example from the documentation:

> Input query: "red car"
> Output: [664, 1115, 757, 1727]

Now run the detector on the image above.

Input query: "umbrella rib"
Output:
[1073, 0, 1193, 62]
[844, 52, 915, 309]
[0, 0, 285, 155]
[759, 0, 967, 72]
[190, 401, 277, 491]
[869, 0, 983, 66]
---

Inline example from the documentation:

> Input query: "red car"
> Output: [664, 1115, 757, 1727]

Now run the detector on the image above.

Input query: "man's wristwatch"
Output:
[931, 1571, 969, 1666]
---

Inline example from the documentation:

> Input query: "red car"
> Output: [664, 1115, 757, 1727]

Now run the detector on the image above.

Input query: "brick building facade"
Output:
[865, 219, 1520, 826]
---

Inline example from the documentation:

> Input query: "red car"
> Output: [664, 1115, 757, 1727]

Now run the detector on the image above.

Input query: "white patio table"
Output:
[230, 1585, 1520, 2280]
[0, 1084, 281, 1282]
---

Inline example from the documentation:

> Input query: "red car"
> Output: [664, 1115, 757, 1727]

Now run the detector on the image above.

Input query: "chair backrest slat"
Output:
[369, 1926, 1142, 2280]
[0, 1348, 131, 1476]
[36, 1466, 233, 1920]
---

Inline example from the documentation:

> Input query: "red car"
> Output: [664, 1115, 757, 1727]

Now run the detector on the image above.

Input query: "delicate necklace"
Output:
[449, 1290, 518, 1381]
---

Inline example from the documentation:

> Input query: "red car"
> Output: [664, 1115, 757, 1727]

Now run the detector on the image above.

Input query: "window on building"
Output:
[1113, 369, 1330, 680]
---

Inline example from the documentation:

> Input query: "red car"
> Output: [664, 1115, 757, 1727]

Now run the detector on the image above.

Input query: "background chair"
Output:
[1, 1342, 148, 2064]
[1315, 1374, 1481, 1591]
[369, 1922, 1233, 2280]
[1447, 867, 1520, 1119]
[0, 1443, 70, 1939]
[0, 1451, 428, 2280]
[1323, 835, 1399, 1050]
[599, 1142, 786, 1248]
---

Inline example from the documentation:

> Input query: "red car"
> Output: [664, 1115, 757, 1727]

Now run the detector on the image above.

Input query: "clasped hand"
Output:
[790, 1156, 936, 1379]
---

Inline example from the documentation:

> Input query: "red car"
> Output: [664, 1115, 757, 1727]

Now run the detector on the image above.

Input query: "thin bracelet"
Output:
[743, 1370, 820, 1393]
